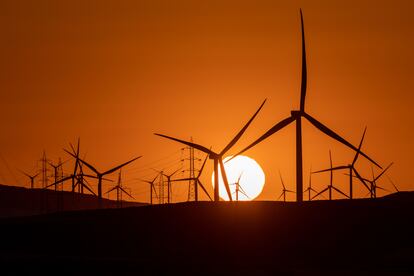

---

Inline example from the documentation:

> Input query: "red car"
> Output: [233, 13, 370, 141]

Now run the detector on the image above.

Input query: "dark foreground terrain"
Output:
[0, 184, 145, 217]
[0, 192, 414, 275]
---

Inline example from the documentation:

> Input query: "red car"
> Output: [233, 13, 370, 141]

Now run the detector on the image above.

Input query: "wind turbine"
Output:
[20, 170, 39, 189]
[231, 172, 249, 201]
[365, 163, 394, 198]
[278, 171, 295, 202]
[140, 175, 159, 205]
[155, 99, 267, 202]
[312, 128, 370, 199]
[64, 150, 141, 207]
[230, 10, 381, 202]
[303, 167, 318, 201]
[170, 154, 213, 201]
[312, 151, 348, 200]
[105, 170, 134, 208]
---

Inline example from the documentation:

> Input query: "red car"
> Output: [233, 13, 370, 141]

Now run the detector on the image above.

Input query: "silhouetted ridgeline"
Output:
[0, 192, 413, 275]
[0, 184, 146, 217]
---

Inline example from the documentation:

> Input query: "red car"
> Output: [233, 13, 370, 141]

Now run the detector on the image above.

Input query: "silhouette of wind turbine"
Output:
[106, 170, 134, 208]
[303, 167, 318, 201]
[20, 170, 39, 189]
[229, 10, 381, 202]
[64, 150, 141, 207]
[170, 154, 213, 201]
[312, 151, 348, 200]
[278, 171, 295, 202]
[312, 128, 370, 199]
[155, 99, 266, 202]
[231, 172, 249, 201]
[363, 163, 394, 198]
[140, 175, 159, 205]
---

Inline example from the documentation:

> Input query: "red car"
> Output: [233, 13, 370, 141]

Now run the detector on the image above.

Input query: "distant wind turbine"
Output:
[105, 170, 134, 208]
[64, 150, 141, 207]
[312, 128, 370, 199]
[230, 9, 381, 202]
[140, 175, 159, 205]
[171, 154, 212, 201]
[20, 170, 39, 189]
[312, 151, 348, 200]
[231, 172, 249, 201]
[303, 167, 318, 201]
[278, 171, 295, 202]
[155, 99, 267, 202]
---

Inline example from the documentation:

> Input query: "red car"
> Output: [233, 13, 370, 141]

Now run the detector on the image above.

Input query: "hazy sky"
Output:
[0, 0, 413, 202]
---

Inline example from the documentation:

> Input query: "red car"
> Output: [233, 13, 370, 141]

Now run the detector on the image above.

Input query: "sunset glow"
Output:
[212, 155, 265, 201]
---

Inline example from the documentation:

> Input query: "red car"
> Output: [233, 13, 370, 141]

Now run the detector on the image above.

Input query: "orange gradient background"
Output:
[0, 0, 413, 202]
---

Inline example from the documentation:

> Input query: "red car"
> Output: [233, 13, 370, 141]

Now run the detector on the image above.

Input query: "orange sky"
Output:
[0, 0, 413, 202]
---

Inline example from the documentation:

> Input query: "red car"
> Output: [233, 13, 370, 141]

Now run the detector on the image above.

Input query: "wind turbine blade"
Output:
[154, 134, 213, 155]
[105, 186, 117, 194]
[286, 190, 295, 193]
[277, 192, 284, 201]
[119, 186, 135, 199]
[278, 170, 286, 190]
[170, 178, 193, 182]
[219, 159, 233, 201]
[82, 182, 96, 196]
[20, 170, 31, 178]
[239, 189, 250, 199]
[352, 167, 371, 192]
[303, 113, 382, 169]
[312, 187, 328, 200]
[386, 175, 399, 192]
[332, 186, 349, 198]
[64, 149, 99, 175]
[168, 167, 182, 177]
[374, 162, 394, 182]
[313, 165, 349, 174]
[352, 127, 367, 165]
[375, 185, 388, 192]
[197, 180, 213, 201]
[152, 184, 158, 198]
[44, 175, 73, 189]
[102, 156, 142, 176]
[299, 8, 307, 112]
[229, 116, 295, 161]
[197, 154, 209, 178]
[220, 99, 267, 155]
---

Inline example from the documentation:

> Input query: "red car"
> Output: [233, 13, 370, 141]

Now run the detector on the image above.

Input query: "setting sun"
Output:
[212, 155, 265, 201]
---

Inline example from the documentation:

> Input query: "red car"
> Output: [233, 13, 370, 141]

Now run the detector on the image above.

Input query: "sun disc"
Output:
[211, 155, 265, 201]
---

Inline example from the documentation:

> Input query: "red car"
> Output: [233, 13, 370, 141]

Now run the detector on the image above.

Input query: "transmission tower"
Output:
[181, 138, 201, 201]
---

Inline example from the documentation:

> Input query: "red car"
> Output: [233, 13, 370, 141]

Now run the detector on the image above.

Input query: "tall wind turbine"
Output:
[312, 128, 370, 199]
[278, 171, 295, 202]
[171, 154, 213, 201]
[155, 99, 266, 202]
[140, 175, 159, 205]
[312, 151, 348, 200]
[106, 170, 134, 208]
[65, 150, 141, 207]
[20, 170, 39, 189]
[231, 10, 381, 202]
